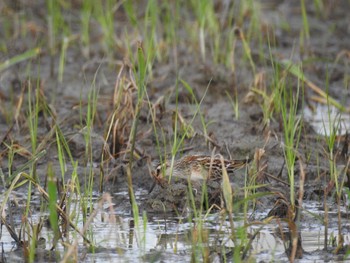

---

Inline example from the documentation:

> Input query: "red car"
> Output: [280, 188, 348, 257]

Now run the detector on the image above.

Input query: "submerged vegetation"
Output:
[0, 0, 349, 262]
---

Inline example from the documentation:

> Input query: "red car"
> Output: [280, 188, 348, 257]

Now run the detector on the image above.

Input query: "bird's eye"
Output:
[155, 164, 162, 175]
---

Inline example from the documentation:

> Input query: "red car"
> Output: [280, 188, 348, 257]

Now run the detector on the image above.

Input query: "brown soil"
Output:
[1, 0, 350, 261]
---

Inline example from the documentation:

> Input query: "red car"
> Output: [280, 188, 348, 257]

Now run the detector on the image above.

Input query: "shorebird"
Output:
[154, 154, 250, 183]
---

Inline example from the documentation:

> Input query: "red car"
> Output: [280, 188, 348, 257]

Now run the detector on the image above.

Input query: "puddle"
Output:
[1, 191, 349, 262]
[1, 0, 350, 262]
[304, 104, 350, 136]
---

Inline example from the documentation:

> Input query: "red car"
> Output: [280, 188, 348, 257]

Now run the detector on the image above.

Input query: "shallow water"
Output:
[304, 103, 350, 136]
[1, 192, 349, 262]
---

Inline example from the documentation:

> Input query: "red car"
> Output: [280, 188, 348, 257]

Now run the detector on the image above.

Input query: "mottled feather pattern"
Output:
[198, 157, 248, 172]
[195, 156, 249, 180]
[154, 154, 250, 182]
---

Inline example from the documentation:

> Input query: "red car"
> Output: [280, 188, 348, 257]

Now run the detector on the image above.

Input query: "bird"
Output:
[153, 154, 250, 183]
[267, 197, 299, 221]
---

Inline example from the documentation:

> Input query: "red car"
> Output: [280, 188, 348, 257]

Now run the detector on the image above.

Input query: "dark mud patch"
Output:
[1, 0, 350, 262]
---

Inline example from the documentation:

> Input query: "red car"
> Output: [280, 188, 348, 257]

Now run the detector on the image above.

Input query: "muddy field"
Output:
[1, 0, 350, 262]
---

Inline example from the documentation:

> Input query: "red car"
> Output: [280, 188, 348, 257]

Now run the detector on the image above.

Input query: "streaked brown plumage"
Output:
[154, 154, 250, 182]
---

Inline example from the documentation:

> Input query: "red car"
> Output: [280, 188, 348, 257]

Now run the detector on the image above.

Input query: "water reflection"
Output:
[1, 195, 349, 262]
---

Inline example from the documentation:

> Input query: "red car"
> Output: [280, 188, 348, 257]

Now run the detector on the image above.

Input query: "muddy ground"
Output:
[1, 0, 350, 261]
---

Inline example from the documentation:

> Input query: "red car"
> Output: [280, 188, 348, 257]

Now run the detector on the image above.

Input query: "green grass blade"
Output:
[0, 48, 41, 72]
[277, 59, 345, 111]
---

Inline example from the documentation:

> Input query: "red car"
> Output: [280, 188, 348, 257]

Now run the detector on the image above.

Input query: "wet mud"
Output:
[1, 0, 350, 261]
